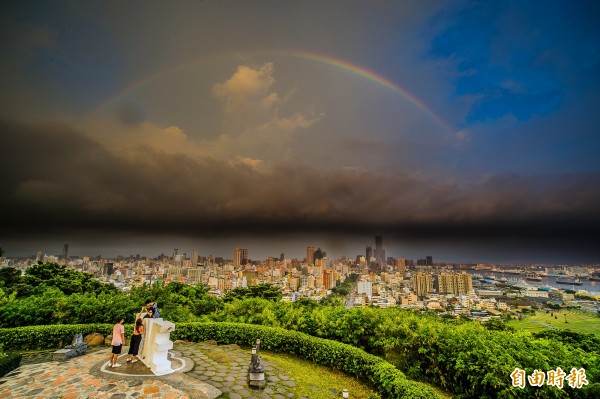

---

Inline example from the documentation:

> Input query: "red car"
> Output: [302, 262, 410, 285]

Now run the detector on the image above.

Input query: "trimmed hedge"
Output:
[0, 322, 444, 399]
[0, 324, 114, 351]
[0, 352, 22, 377]
[172, 322, 444, 399]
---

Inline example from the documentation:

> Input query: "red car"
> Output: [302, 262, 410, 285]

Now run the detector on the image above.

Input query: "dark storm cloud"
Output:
[1, 118, 599, 246]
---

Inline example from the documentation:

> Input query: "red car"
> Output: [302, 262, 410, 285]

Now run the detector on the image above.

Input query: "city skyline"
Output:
[1, 1, 599, 262]
[3, 234, 599, 265]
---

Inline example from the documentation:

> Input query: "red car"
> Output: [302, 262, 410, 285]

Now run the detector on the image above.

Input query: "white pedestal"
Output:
[139, 318, 176, 375]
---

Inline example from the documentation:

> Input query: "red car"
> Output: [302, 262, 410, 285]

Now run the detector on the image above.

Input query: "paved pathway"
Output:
[0, 348, 192, 399]
[0, 340, 348, 399]
[179, 341, 305, 399]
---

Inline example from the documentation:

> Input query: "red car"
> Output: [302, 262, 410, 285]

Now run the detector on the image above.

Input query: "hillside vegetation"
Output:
[1, 263, 598, 398]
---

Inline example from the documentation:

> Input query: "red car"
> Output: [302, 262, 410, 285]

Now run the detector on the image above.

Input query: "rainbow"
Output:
[93, 49, 452, 132]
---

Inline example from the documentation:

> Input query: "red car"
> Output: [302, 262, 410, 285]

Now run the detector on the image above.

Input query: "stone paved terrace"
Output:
[0, 340, 367, 399]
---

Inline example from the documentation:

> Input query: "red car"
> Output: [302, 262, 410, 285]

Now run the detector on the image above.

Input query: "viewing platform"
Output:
[0, 340, 337, 399]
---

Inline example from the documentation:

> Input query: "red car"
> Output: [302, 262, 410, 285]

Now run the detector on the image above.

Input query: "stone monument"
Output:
[52, 333, 88, 361]
[139, 317, 176, 375]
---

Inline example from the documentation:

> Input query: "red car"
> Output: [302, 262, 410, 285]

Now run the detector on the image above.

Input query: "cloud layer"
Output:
[1, 117, 598, 245]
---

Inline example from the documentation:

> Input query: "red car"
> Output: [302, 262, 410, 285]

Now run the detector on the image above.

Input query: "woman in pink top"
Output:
[110, 317, 125, 367]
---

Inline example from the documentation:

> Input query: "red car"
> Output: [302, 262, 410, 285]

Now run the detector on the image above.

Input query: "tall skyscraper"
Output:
[396, 258, 406, 272]
[233, 248, 248, 267]
[374, 236, 385, 263]
[61, 244, 69, 261]
[426, 256, 433, 266]
[366, 246, 373, 260]
[307, 246, 316, 265]
[191, 250, 198, 267]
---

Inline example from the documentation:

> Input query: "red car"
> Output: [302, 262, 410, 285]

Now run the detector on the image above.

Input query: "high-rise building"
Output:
[374, 236, 385, 263]
[187, 268, 202, 283]
[323, 270, 334, 289]
[35, 251, 44, 263]
[168, 264, 182, 279]
[396, 258, 406, 272]
[307, 246, 316, 265]
[233, 248, 248, 267]
[437, 272, 472, 296]
[61, 244, 69, 261]
[191, 250, 198, 267]
[357, 281, 373, 298]
[412, 272, 434, 297]
[426, 256, 433, 266]
[366, 246, 373, 260]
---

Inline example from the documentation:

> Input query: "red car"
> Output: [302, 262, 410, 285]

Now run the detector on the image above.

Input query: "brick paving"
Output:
[0, 340, 347, 399]
[179, 341, 307, 399]
[0, 349, 193, 399]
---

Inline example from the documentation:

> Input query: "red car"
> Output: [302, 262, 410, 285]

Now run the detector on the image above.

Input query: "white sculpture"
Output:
[139, 317, 176, 375]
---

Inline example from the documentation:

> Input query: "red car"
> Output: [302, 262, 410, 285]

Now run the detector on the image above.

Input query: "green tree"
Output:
[222, 284, 282, 302]
[0, 266, 22, 289]
[23, 263, 116, 295]
[482, 318, 515, 332]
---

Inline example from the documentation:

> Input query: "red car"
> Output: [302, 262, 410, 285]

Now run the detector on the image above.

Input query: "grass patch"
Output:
[508, 309, 600, 337]
[260, 350, 381, 399]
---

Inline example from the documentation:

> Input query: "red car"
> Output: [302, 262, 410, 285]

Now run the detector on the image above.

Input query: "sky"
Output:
[1, 1, 599, 263]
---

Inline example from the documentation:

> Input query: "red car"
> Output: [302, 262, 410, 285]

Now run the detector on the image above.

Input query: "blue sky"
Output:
[0, 1, 599, 262]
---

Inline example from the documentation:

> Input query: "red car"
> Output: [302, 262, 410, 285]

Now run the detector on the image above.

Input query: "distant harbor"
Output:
[467, 269, 600, 293]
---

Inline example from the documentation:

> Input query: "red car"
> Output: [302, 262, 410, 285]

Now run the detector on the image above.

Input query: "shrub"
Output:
[0, 324, 113, 351]
[0, 352, 22, 377]
[172, 322, 443, 399]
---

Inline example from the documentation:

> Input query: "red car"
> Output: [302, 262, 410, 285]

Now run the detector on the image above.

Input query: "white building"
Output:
[357, 281, 373, 299]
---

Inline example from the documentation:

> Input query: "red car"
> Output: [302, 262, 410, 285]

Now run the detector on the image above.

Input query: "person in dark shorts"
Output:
[110, 317, 125, 367]
[126, 318, 144, 363]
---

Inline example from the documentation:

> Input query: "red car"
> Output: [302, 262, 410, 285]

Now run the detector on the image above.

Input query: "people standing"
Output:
[126, 318, 144, 363]
[143, 308, 154, 319]
[144, 299, 160, 318]
[110, 317, 125, 367]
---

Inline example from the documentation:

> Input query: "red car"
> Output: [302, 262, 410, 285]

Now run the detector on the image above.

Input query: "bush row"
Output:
[0, 324, 114, 351]
[172, 322, 444, 399]
[0, 322, 444, 398]
[0, 352, 22, 378]
[206, 301, 600, 398]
